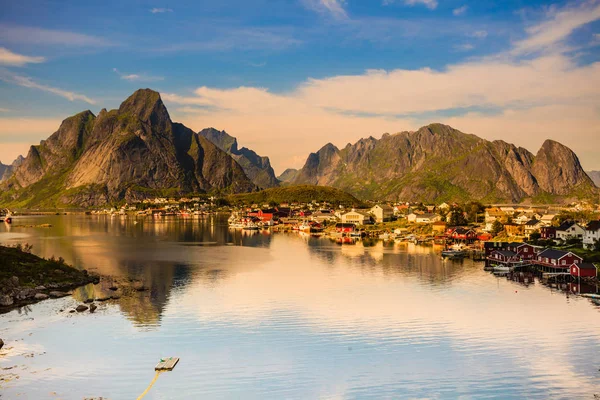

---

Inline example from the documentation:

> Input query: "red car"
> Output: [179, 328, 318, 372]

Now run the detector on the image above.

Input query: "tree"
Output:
[491, 220, 504, 236]
[529, 232, 541, 243]
[449, 208, 468, 226]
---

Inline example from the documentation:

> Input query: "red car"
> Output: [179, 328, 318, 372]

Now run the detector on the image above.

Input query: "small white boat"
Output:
[441, 250, 465, 258]
[492, 265, 511, 272]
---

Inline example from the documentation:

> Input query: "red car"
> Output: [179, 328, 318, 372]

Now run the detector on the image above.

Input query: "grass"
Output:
[0, 245, 97, 288]
[227, 185, 363, 206]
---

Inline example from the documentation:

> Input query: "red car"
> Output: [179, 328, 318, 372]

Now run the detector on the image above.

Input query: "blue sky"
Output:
[1, 0, 599, 172]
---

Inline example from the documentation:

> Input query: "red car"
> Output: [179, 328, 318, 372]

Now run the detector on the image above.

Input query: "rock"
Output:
[110, 294, 121, 300]
[94, 296, 111, 302]
[34, 286, 46, 291]
[75, 305, 88, 312]
[9, 276, 19, 287]
[89, 304, 97, 313]
[49, 291, 68, 298]
[69, 310, 75, 313]
[133, 282, 149, 291]
[109, 286, 118, 291]
[0, 339, 3, 350]
[54, 269, 65, 275]
[16, 288, 36, 300]
[0, 295, 14, 307]
[34, 293, 49, 300]
[84, 298, 94, 304]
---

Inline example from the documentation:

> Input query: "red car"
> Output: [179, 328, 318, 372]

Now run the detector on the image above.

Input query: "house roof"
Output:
[556, 221, 575, 231]
[537, 248, 573, 260]
[453, 227, 474, 234]
[493, 250, 517, 258]
[573, 262, 597, 270]
[373, 204, 394, 211]
[525, 219, 541, 226]
[586, 221, 600, 232]
[417, 213, 439, 219]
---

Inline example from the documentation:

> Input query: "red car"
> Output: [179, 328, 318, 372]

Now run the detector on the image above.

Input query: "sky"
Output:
[0, 0, 599, 174]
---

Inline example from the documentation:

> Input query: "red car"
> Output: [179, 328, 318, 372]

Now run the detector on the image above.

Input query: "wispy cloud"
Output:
[0, 47, 45, 66]
[150, 8, 173, 14]
[0, 24, 111, 47]
[0, 108, 10, 112]
[399, 0, 438, 10]
[453, 5, 468, 16]
[454, 43, 474, 51]
[112, 68, 164, 82]
[302, 0, 348, 20]
[511, 0, 600, 55]
[0, 69, 95, 104]
[156, 28, 301, 52]
[469, 30, 488, 39]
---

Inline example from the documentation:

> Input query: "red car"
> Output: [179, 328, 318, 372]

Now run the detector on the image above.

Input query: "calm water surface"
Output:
[0, 215, 599, 399]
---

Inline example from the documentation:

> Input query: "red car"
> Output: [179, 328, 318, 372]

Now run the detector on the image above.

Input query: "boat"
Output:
[243, 222, 259, 231]
[441, 250, 465, 258]
[0, 209, 12, 224]
[581, 293, 600, 299]
[492, 265, 511, 272]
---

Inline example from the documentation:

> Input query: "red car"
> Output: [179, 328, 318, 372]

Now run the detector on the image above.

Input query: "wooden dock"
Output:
[155, 357, 179, 371]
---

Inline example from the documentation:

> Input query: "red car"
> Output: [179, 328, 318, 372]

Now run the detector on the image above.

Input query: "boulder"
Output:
[84, 298, 94, 304]
[16, 288, 36, 300]
[0, 295, 14, 307]
[34, 293, 49, 300]
[75, 305, 88, 312]
[89, 304, 97, 313]
[35, 286, 47, 291]
[49, 291, 68, 298]
[0, 338, 4, 350]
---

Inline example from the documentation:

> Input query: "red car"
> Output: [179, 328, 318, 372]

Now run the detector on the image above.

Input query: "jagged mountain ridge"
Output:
[291, 123, 597, 203]
[1, 89, 256, 207]
[0, 156, 23, 183]
[199, 128, 279, 189]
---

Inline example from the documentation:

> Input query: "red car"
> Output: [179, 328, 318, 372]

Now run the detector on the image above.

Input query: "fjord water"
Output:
[1, 216, 599, 399]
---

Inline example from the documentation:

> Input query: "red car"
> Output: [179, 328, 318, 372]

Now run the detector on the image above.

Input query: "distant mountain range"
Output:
[587, 171, 600, 187]
[290, 123, 598, 203]
[0, 89, 256, 207]
[1, 89, 597, 208]
[198, 128, 279, 189]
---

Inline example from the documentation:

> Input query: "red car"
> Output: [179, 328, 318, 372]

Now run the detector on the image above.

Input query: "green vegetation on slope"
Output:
[227, 185, 363, 206]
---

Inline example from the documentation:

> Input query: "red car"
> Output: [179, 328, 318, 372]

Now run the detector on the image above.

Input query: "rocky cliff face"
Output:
[1, 89, 255, 207]
[0, 163, 11, 182]
[587, 171, 600, 187]
[291, 123, 597, 203]
[199, 128, 279, 189]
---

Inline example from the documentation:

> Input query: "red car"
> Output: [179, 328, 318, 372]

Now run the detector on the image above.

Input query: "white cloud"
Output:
[453, 5, 468, 16]
[0, 108, 10, 112]
[0, 25, 111, 47]
[112, 68, 164, 82]
[0, 69, 95, 104]
[302, 0, 348, 20]
[454, 43, 474, 51]
[512, 0, 600, 55]
[469, 30, 488, 39]
[0, 47, 45, 66]
[150, 8, 173, 13]
[403, 0, 438, 10]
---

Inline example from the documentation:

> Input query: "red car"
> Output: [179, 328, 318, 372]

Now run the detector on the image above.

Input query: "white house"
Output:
[415, 213, 442, 224]
[341, 210, 370, 225]
[370, 204, 394, 223]
[583, 221, 600, 249]
[556, 221, 586, 241]
[540, 214, 557, 226]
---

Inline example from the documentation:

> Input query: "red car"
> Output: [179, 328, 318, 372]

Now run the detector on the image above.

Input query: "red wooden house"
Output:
[506, 242, 537, 260]
[448, 227, 477, 243]
[540, 226, 556, 240]
[335, 223, 356, 233]
[535, 249, 583, 269]
[488, 250, 520, 267]
[570, 263, 597, 278]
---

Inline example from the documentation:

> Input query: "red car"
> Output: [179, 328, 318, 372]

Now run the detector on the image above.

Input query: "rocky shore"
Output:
[0, 245, 99, 313]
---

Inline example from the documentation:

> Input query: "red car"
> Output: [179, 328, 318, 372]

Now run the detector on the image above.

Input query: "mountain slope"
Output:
[1, 89, 255, 207]
[277, 168, 298, 183]
[587, 171, 600, 187]
[291, 123, 597, 203]
[199, 128, 279, 189]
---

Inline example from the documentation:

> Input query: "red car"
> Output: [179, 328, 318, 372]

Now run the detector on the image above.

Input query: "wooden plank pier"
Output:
[155, 357, 179, 371]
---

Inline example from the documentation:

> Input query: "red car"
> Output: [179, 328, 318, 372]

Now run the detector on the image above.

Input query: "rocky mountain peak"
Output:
[118, 88, 170, 125]
[199, 128, 238, 153]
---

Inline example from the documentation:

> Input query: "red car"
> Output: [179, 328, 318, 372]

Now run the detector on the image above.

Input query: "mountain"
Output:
[0, 163, 11, 182]
[587, 171, 600, 187]
[0, 156, 24, 183]
[199, 128, 279, 189]
[291, 123, 598, 203]
[227, 185, 362, 206]
[277, 168, 298, 183]
[0, 89, 255, 208]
